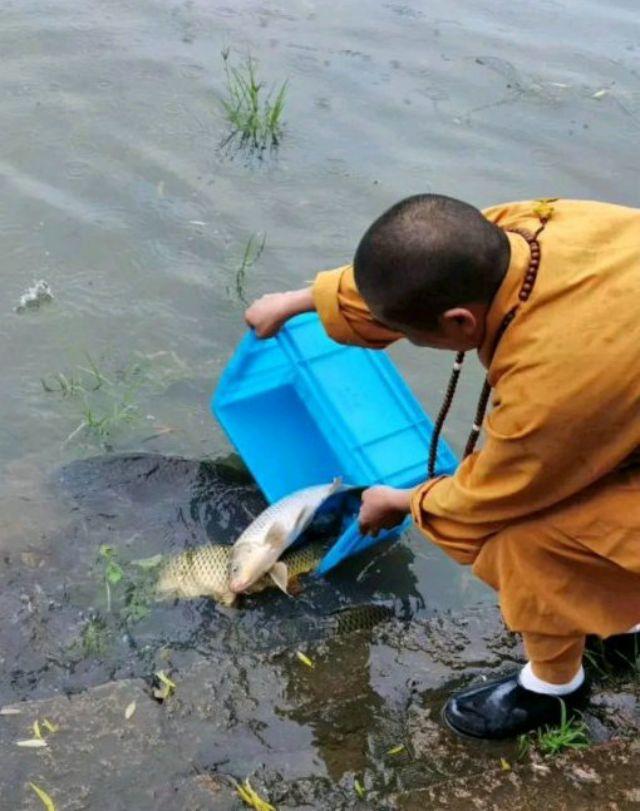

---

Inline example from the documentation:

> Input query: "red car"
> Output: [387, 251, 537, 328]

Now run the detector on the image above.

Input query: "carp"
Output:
[156, 541, 325, 607]
[228, 479, 344, 595]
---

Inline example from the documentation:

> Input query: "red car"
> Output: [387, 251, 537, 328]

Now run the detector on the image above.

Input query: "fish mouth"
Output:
[229, 578, 251, 594]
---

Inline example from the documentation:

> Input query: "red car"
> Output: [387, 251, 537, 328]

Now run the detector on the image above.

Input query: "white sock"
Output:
[518, 662, 585, 696]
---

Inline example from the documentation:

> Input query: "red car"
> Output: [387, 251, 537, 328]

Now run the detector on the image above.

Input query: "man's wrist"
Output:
[283, 288, 315, 318]
[392, 488, 413, 513]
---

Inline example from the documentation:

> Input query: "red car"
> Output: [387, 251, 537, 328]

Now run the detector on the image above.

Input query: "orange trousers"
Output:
[436, 468, 640, 683]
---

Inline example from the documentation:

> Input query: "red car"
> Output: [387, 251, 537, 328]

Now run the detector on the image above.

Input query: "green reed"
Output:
[220, 49, 287, 151]
[233, 232, 267, 303]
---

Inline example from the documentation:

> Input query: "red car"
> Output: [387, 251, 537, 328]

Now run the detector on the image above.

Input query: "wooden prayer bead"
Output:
[429, 219, 548, 467]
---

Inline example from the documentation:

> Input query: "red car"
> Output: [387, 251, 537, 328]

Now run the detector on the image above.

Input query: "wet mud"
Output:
[2, 453, 640, 809]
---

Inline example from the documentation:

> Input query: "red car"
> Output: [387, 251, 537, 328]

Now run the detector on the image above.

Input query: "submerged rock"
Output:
[15, 279, 54, 313]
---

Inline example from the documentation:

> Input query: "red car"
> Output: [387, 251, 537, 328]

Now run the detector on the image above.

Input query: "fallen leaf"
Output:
[33, 720, 43, 740]
[500, 757, 511, 771]
[41, 719, 58, 734]
[235, 779, 275, 811]
[592, 89, 607, 99]
[156, 670, 176, 689]
[29, 782, 56, 811]
[386, 744, 406, 756]
[153, 670, 176, 700]
[354, 778, 366, 799]
[0, 706, 22, 715]
[17, 739, 47, 748]
[296, 651, 314, 669]
[125, 701, 136, 720]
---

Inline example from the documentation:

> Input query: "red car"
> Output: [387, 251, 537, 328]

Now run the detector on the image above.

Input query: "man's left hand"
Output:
[358, 486, 413, 537]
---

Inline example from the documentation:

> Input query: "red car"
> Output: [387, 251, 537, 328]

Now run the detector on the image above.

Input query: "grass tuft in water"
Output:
[42, 350, 190, 450]
[220, 49, 287, 152]
[80, 615, 111, 657]
[99, 545, 125, 613]
[96, 545, 162, 625]
[518, 699, 589, 758]
[231, 232, 267, 304]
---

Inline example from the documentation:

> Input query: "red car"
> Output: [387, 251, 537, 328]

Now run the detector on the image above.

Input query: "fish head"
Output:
[228, 540, 278, 593]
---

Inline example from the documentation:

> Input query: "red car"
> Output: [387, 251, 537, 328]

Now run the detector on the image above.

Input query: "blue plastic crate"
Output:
[212, 313, 458, 574]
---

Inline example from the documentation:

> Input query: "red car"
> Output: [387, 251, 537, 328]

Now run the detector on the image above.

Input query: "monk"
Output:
[244, 195, 640, 739]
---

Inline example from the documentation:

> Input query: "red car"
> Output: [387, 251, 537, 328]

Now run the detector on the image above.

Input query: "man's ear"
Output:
[441, 307, 477, 336]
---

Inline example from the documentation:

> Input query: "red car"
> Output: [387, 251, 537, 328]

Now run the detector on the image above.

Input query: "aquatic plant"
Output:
[220, 49, 287, 152]
[42, 350, 190, 449]
[99, 545, 125, 612]
[518, 700, 589, 758]
[231, 232, 266, 304]
[96, 545, 162, 624]
[80, 615, 111, 656]
[122, 568, 158, 624]
[41, 371, 84, 397]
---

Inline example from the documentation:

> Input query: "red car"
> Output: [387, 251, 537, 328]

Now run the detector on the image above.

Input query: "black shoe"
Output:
[443, 671, 589, 740]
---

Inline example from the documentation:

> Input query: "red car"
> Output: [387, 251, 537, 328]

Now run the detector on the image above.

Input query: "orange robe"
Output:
[312, 199, 640, 681]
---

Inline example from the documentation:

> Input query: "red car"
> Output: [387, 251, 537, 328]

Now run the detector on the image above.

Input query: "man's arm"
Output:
[410, 345, 640, 564]
[245, 288, 315, 338]
[245, 265, 402, 347]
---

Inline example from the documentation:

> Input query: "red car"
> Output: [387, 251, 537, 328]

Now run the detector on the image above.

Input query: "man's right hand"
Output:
[244, 288, 315, 338]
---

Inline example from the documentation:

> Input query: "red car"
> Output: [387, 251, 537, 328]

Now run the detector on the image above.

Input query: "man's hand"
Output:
[358, 485, 413, 537]
[245, 289, 315, 338]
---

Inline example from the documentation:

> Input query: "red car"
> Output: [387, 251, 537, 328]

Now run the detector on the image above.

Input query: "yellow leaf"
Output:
[156, 670, 176, 689]
[125, 701, 136, 720]
[386, 744, 406, 756]
[17, 738, 47, 748]
[42, 718, 58, 734]
[235, 779, 275, 811]
[295, 651, 314, 669]
[29, 782, 56, 811]
[354, 778, 366, 799]
[33, 720, 43, 740]
[153, 671, 176, 700]
[500, 757, 511, 771]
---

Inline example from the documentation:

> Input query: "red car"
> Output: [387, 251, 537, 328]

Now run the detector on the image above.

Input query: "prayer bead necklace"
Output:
[427, 221, 548, 479]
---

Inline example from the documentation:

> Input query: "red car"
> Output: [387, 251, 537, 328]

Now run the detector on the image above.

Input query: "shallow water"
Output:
[1, 0, 639, 802]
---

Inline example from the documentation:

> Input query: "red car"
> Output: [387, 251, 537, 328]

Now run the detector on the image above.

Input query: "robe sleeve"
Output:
[410, 345, 640, 564]
[312, 265, 402, 348]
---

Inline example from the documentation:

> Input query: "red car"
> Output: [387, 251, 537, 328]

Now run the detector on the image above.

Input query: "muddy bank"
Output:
[3, 603, 640, 809]
[2, 453, 640, 808]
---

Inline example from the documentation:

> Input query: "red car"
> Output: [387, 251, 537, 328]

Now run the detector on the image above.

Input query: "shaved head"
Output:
[353, 194, 510, 329]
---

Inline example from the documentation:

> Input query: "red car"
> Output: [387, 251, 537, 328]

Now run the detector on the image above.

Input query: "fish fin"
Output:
[265, 522, 288, 551]
[288, 576, 303, 597]
[269, 562, 289, 595]
[219, 591, 237, 607]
